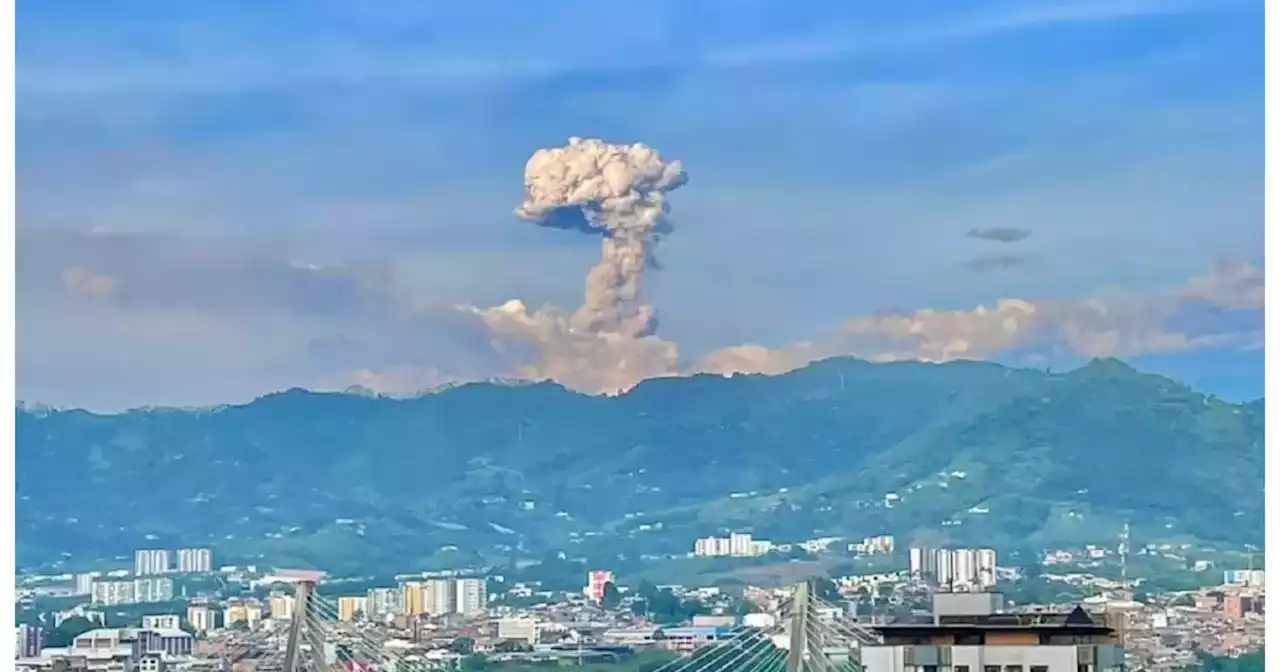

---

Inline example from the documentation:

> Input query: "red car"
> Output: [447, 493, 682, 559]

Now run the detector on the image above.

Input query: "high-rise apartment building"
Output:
[401, 581, 426, 616]
[909, 548, 998, 590]
[134, 577, 175, 603]
[134, 549, 172, 576]
[455, 578, 487, 616]
[337, 596, 368, 622]
[176, 548, 214, 573]
[223, 599, 263, 630]
[367, 587, 403, 620]
[72, 573, 98, 596]
[91, 580, 136, 606]
[268, 594, 296, 620]
[425, 579, 456, 616]
[16, 624, 46, 658]
[187, 603, 216, 633]
[141, 615, 181, 630]
[693, 532, 773, 558]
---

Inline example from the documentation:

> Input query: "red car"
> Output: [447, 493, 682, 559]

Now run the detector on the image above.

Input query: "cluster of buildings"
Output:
[846, 535, 895, 556]
[692, 532, 773, 558]
[135, 548, 214, 575]
[56, 547, 216, 607]
[401, 577, 488, 618]
[908, 547, 998, 591]
[90, 577, 176, 607]
[1222, 568, 1265, 586]
[15, 624, 195, 670]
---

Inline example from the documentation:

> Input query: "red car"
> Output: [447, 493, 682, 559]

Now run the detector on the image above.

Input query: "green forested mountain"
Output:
[16, 358, 1263, 573]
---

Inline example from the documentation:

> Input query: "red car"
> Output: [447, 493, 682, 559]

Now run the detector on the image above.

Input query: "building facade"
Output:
[859, 594, 1124, 672]
[176, 548, 214, 573]
[134, 550, 171, 576]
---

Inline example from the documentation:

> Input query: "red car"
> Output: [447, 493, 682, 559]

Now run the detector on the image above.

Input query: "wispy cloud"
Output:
[966, 226, 1032, 243]
[959, 253, 1036, 272]
[17, 0, 1246, 100]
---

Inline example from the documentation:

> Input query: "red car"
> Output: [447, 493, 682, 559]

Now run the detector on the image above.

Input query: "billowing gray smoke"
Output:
[469, 138, 687, 393]
[515, 137, 687, 337]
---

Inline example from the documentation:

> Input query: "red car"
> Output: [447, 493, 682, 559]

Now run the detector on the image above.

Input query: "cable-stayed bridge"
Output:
[259, 577, 881, 671]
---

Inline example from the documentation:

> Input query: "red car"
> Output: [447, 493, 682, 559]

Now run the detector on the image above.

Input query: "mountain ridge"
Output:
[16, 357, 1263, 573]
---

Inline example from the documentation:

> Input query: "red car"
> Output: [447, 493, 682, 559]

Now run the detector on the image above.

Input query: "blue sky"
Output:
[16, 0, 1264, 409]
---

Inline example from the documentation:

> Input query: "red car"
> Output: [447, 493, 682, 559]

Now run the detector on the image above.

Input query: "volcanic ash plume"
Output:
[473, 138, 687, 393]
[516, 136, 687, 337]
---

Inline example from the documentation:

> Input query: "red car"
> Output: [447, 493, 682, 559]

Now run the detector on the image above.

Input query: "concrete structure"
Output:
[860, 604, 1125, 672]
[932, 591, 1005, 619]
[17, 627, 194, 671]
[280, 569, 327, 672]
[498, 617, 540, 643]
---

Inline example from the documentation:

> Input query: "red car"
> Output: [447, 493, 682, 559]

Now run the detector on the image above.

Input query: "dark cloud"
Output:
[959, 253, 1035, 273]
[966, 226, 1032, 243]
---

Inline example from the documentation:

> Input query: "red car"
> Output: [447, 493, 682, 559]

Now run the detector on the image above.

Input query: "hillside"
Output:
[16, 358, 1264, 573]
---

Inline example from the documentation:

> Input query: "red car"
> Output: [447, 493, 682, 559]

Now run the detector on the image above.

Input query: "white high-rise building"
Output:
[455, 578, 487, 616]
[366, 587, 403, 619]
[176, 548, 213, 573]
[693, 532, 771, 558]
[921, 548, 999, 590]
[141, 615, 181, 630]
[91, 580, 136, 606]
[73, 573, 98, 596]
[909, 547, 938, 578]
[134, 577, 175, 603]
[975, 549, 998, 588]
[135, 549, 171, 576]
[424, 579, 455, 616]
[187, 604, 215, 633]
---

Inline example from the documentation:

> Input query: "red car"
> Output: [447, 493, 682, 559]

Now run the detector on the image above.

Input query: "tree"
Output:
[811, 578, 841, 602]
[450, 637, 476, 654]
[46, 616, 98, 648]
[601, 581, 622, 610]
[493, 640, 530, 653]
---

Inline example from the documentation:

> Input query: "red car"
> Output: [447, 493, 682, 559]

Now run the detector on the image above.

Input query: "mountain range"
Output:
[16, 357, 1263, 574]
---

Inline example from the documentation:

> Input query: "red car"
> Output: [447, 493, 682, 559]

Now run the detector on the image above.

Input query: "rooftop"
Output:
[875, 606, 1113, 634]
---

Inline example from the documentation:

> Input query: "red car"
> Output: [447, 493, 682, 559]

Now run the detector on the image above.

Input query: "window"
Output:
[985, 666, 1001, 672]
[955, 633, 985, 645]
[1031, 667, 1049, 672]
[956, 666, 971, 672]
[1005, 666, 1024, 672]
